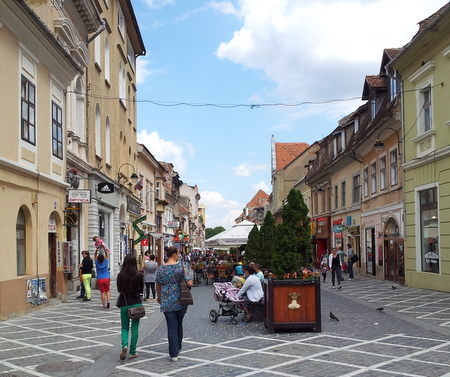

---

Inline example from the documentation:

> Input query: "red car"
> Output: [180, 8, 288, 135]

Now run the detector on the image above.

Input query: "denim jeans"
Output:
[331, 266, 342, 287]
[163, 306, 188, 358]
[120, 304, 141, 355]
[348, 260, 354, 279]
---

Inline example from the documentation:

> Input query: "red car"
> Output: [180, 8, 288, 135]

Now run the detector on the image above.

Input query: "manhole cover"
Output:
[35, 361, 85, 372]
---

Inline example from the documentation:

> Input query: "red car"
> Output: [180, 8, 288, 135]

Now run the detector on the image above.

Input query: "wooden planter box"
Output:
[264, 276, 321, 333]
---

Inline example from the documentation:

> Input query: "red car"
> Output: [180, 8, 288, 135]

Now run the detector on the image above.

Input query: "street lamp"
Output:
[373, 127, 402, 156]
[117, 163, 139, 184]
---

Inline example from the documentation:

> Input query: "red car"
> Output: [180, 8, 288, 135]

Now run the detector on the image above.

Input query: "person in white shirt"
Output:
[238, 265, 264, 322]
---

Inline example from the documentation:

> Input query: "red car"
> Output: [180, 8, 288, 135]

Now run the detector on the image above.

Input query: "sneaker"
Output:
[170, 357, 178, 362]
[338, 285, 342, 289]
[349, 278, 353, 280]
[332, 286, 335, 289]
[102, 307, 107, 310]
[82, 298, 91, 301]
[106, 302, 110, 309]
[120, 347, 127, 360]
[128, 354, 139, 359]
[76, 296, 84, 299]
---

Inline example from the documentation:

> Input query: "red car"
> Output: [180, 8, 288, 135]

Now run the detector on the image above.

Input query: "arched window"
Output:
[104, 36, 110, 83]
[105, 116, 111, 165]
[16, 208, 26, 275]
[95, 104, 101, 156]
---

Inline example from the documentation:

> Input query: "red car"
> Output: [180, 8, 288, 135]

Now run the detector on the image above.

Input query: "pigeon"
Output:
[376, 307, 385, 312]
[330, 311, 339, 321]
[392, 285, 397, 290]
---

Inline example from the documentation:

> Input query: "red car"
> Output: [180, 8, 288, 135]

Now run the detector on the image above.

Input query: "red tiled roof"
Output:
[384, 48, 402, 60]
[418, 4, 447, 32]
[365, 75, 387, 89]
[246, 189, 269, 207]
[275, 142, 309, 172]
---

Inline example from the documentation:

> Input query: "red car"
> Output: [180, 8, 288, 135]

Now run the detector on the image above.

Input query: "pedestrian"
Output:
[347, 243, 355, 280]
[237, 264, 264, 322]
[144, 253, 158, 301]
[156, 246, 193, 362]
[320, 252, 329, 282]
[95, 248, 111, 309]
[93, 235, 109, 255]
[116, 253, 144, 360]
[328, 247, 342, 289]
[79, 251, 93, 301]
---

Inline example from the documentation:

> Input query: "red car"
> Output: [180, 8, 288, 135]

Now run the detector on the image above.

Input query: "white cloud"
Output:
[137, 130, 187, 174]
[233, 162, 269, 176]
[200, 191, 242, 228]
[207, 1, 239, 16]
[136, 59, 153, 85]
[142, 0, 174, 9]
[270, 123, 292, 131]
[251, 181, 270, 193]
[215, 0, 447, 101]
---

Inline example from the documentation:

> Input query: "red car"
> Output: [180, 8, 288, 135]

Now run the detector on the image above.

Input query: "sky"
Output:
[133, 0, 449, 230]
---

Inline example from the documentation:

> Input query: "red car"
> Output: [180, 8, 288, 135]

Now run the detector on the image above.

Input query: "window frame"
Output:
[21, 75, 36, 145]
[352, 173, 360, 204]
[363, 166, 369, 198]
[379, 155, 387, 190]
[390, 148, 398, 186]
[371, 161, 377, 194]
[51, 101, 63, 159]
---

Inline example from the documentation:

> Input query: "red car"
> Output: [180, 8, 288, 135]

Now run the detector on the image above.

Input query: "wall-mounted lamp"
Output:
[373, 127, 402, 156]
[117, 163, 139, 184]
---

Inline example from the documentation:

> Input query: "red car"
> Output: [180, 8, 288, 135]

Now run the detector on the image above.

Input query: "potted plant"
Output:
[246, 188, 321, 333]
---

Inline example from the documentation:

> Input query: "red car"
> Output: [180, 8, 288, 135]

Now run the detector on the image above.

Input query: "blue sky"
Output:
[134, 0, 448, 229]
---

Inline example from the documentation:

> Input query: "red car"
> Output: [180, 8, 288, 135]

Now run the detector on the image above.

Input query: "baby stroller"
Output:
[209, 282, 247, 324]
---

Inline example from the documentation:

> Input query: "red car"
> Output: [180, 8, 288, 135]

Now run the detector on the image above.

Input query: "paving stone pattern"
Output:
[0, 275, 450, 376]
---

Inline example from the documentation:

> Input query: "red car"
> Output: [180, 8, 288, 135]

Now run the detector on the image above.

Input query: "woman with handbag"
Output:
[156, 246, 193, 362]
[117, 253, 144, 360]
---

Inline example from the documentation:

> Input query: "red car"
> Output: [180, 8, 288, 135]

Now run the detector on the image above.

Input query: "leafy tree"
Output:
[205, 226, 225, 240]
[258, 211, 277, 268]
[272, 188, 312, 279]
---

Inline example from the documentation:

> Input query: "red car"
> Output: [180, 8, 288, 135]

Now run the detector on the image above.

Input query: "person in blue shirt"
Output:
[235, 262, 244, 277]
[95, 249, 110, 309]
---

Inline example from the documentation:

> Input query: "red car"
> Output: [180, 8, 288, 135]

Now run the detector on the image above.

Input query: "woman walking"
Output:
[328, 247, 342, 289]
[94, 248, 110, 309]
[117, 254, 144, 360]
[79, 251, 93, 301]
[156, 246, 193, 362]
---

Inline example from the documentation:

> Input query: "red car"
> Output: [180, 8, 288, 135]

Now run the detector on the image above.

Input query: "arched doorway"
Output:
[383, 217, 404, 283]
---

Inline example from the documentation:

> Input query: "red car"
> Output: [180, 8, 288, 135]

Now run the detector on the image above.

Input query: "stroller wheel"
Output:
[231, 316, 238, 325]
[209, 310, 219, 322]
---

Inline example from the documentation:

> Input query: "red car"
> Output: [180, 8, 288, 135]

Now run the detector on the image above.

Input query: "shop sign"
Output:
[316, 217, 329, 238]
[348, 226, 360, 235]
[98, 182, 114, 193]
[68, 189, 91, 203]
[332, 224, 346, 233]
[48, 215, 57, 233]
[127, 197, 141, 216]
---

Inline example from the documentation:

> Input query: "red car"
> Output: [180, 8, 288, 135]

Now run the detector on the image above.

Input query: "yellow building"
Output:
[0, 0, 102, 318]
[390, 4, 450, 292]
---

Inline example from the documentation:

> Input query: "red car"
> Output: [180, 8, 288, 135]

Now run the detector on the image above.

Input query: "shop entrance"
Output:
[48, 233, 57, 298]
[384, 239, 405, 283]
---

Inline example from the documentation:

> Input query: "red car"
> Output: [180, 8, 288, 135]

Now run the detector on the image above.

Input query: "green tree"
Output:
[273, 188, 312, 279]
[245, 224, 262, 263]
[205, 226, 225, 240]
[258, 211, 277, 268]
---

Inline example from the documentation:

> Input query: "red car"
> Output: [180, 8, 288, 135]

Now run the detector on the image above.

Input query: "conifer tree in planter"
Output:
[246, 211, 276, 270]
[264, 188, 321, 333]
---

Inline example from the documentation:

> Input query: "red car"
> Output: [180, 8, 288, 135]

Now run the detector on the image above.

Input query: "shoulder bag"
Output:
[180, 263, 194, 305]
[351, 255, 359, 263]
[123, 294, 145, 319]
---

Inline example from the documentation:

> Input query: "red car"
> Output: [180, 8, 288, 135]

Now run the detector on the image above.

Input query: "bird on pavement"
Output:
[330, 311, 339, 321]
[376, 307, 385, 312]
[392, 285, 397, 290]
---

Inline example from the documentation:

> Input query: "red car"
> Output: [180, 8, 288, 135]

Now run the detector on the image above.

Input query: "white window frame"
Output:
[390, 147, 398, 187]
[379, 154, 387, 190]
[371, 160, 377, 194]
[363, 166, 369, 198]
[118, 5, 125, 40]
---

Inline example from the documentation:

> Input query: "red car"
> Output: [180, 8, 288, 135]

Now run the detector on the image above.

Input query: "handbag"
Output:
[351, 255, 359, 263]
[122, 293, 146, 319]
[180, 263, 193, 305]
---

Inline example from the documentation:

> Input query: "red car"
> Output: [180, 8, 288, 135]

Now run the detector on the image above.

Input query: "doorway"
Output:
[48, 233, 57, 298]
[384, 239, 405, 283]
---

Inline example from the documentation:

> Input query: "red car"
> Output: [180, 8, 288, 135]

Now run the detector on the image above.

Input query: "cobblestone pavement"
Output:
[0, 274, 450, 377]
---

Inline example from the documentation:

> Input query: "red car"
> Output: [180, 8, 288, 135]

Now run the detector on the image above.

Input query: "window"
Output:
[352, 174, 360, 204]
[422, 87, 432, 132]
[105, 117, 111, 165]
[95, 104, 101, 156]
[354, 118, 359, 133]
[419, 187, 439, 273]
[380, 156, 386, 190]
[104, 36, 110, 83]
[156, 182, 161, 199]
[334, 185, 338, 210]
[127, 35, 135, 71]
[341, 180, 346, 208]
[363, 167, 368, 197]
[371, 99, 376, 121]
[94, 35, 101, 67]
[390, 149, 398, 186]
[21, 75, 36, 145]
[52, 102, 63, 159]
[119, 61, 126, 105]
[118, 5, 125, 38]
[16, 208, 26, 275]
[371, 161, 377, 194]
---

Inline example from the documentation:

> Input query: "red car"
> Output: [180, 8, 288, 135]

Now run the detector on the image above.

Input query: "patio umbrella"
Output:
[205, 220, 259, 247]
